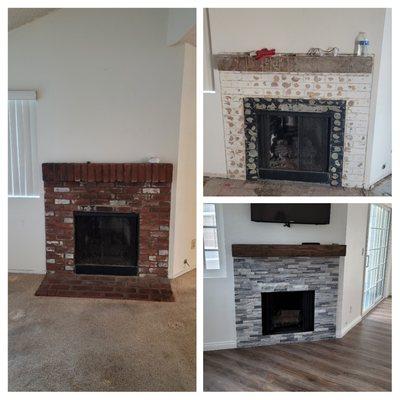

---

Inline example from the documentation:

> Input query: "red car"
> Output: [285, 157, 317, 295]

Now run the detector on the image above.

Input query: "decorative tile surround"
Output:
[234, 256, 339, 347]
[217, 54, 374, 188]
[243, 97, 346, 185]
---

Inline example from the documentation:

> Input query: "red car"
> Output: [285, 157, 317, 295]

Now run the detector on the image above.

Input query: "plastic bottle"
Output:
[355, 32, 370, 56]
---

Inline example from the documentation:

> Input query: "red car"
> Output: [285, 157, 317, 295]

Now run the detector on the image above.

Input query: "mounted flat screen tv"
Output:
[251, 204, 331, 225]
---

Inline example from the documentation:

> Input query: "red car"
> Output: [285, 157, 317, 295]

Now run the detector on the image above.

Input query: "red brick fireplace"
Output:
[35, 162, 174, 301]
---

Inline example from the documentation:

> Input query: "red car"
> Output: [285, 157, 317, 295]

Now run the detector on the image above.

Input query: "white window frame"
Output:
[8, 90, 40, 198]
[204, 204, 227, 278]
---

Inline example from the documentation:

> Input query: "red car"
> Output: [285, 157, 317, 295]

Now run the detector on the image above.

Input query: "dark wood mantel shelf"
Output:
[232, 244, 346, 258]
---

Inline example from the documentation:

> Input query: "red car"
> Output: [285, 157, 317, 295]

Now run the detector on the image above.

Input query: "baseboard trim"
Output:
[204, 340, 236, 351]
[8, 267, 45, 275]
[367, 173, 391, 190]
[169, 266, 196, 279]
[204, 173, 228, 179]
[337, 315, 362, 338]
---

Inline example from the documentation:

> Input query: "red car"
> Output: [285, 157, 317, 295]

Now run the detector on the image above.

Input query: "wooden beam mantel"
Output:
[232, 244, 346, 258]
[215, 53, 373, 73]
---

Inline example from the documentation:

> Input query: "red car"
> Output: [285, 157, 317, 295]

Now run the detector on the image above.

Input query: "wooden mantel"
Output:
[232, 244, 346, 258]
[215, 53, 373, 73]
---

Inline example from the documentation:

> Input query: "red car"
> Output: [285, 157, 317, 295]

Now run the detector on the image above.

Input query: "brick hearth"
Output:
[36, 162, 174, 301]
[35, 272, 174, 301]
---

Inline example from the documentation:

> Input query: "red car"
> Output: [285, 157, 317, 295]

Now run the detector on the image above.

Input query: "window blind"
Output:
[8, 91, 39, 197]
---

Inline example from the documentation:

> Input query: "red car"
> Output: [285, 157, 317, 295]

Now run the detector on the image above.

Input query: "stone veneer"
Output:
[218, 55, 373, 188]
[234, 256, 339, 347]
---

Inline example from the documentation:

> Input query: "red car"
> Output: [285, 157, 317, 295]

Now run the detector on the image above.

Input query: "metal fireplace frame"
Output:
[243, 97, 346, 186]
[261, 290, 315, 335]
[74, 211, 139, 276]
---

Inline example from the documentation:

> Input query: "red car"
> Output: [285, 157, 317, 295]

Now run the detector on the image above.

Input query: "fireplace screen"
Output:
[262, 290, 315, 335]
[243, 98, 346, 186]
[257, 111, 330, 182]
[74, 211, 139, 276]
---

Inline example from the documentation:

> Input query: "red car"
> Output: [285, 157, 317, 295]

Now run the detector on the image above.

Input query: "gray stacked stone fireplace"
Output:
[234, 256, 340, 348]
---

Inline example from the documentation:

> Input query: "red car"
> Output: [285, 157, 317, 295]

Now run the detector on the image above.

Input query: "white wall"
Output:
[204, 203, 348, 350]
[336, 204, 369, 337]
[8, 9, 188, 274]
[337, 203, 392, 336]
[367, 9, 392, 186]
[170, 43, 197, 278]
[204, 8, 390, 188]
[203, 88, 226, 177]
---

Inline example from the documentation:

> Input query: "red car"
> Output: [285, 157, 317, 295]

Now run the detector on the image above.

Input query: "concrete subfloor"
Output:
[203, 175, 391, 197]
[9, 270, 196, 392]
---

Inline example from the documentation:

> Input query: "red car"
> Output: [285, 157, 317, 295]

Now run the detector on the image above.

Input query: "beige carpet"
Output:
[8, 270, 196, 391]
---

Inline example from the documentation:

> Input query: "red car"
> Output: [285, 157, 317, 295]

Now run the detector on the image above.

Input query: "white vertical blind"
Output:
[8, 91, 39, 197]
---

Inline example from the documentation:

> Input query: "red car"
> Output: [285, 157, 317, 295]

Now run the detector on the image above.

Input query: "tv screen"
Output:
[251, 204, 331, 225]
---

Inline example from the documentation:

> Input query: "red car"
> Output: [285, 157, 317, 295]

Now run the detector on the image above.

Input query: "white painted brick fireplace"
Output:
[217, 55, 374, 188]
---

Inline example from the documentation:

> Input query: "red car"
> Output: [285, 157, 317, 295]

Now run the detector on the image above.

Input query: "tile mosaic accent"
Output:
[219, 72, 373, 188]
[243, 98, 346, 186]
[234, 256, 339, 347]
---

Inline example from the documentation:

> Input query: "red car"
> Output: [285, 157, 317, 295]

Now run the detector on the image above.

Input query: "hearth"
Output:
[262, 290, 315, 335]
[244, 98, 346, 185]
[74, 211, 139, 276]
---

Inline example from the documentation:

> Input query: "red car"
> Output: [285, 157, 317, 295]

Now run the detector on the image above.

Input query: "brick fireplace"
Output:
[216, 53, 374, 188]
[35, 162, 174, 301]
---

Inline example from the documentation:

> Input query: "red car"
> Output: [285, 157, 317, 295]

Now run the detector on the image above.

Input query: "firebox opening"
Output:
[74, 211, 139, 276]
[257, 111, 330, 183]
[262, 290, 315, 335]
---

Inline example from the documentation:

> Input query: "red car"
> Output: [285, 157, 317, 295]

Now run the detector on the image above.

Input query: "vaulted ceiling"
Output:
[8, 9, 58, 31]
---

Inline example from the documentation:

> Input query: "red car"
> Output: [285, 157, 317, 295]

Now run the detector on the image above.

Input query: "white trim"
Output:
[8, 267, 45, 275]
[8, 195, 40, 199]
[203, 90, 216, 94]
[169, 265, 196, 279]
[336, 315, 362, 338]
[204, 172, 228, 179]
[204, 340, 236, 351]
[8, 90, 37, 100]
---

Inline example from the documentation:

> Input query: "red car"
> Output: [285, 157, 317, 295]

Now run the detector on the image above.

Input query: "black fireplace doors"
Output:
[74, 211, 139, 276]
[262, 290, 315, 335]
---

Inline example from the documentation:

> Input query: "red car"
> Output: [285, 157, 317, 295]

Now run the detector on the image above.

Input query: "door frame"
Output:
[361, 204, 391, 317]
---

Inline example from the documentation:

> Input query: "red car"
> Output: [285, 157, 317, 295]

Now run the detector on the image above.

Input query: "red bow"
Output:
[255, 48, 276, 60]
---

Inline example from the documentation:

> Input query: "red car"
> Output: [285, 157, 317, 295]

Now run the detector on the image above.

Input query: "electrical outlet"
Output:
[191, 239, 196, 249]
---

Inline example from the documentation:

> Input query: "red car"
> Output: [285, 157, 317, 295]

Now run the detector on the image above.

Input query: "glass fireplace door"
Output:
[362, 205, 391, 313]
[258, 111, 330, 183]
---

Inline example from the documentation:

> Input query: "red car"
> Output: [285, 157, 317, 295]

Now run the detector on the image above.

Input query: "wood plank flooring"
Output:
[204, 298, 391, 391]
